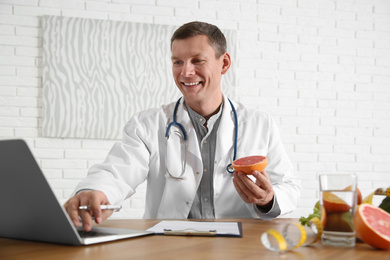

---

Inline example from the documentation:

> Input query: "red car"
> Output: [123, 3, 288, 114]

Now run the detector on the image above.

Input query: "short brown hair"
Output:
[171, 21, 227, 58]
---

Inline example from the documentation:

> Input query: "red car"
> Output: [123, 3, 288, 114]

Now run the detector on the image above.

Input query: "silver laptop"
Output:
[0, 139, 153, 245]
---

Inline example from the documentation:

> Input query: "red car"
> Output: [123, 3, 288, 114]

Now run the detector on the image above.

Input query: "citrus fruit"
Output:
[232, 155, 268, 175]
[343, 185, 363, 205]
[354, 203, 390, 250]
[322, 191, 351, 213]
[357, 189, 363, 205]
[315, 201, 327, 226]
[314, 200, 320, 210]
[324, 212, 354, 232]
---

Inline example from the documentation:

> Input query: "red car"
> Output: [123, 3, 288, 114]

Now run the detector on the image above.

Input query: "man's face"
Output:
[171, 35, 229, 110]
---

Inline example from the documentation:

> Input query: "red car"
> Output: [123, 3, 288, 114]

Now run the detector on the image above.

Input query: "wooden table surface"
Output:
[1, 218, 389, 260]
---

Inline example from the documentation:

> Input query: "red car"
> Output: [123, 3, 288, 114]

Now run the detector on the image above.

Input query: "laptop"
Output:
[0, 139, 153, 245]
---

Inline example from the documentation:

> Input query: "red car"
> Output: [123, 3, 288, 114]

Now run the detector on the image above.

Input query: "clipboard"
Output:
[146, 221, 243, 237]
[163, 229, 218, 237]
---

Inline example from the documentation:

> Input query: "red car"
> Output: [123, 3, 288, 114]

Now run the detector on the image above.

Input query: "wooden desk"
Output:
[1, 218, 389, 260]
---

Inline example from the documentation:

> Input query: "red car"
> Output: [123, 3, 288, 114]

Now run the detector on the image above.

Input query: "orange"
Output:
[343, 185, 363, 205]
[324, 212, 354, 232]
[322, 192, 351, 213]
[232, 155, 268, 175]
[354, 203, 390, 250]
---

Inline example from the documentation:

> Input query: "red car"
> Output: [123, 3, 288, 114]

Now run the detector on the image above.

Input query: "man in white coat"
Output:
[64, 21, 300, 232]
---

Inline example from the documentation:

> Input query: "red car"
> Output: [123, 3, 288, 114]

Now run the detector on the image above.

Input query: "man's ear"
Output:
[221, 52, 231, 75]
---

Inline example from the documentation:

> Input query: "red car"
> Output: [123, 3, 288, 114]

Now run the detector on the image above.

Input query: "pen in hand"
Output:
[78, 205, 122, 211]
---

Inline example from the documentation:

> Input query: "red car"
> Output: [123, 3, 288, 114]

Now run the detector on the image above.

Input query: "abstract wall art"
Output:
[42, 16, 236, 139]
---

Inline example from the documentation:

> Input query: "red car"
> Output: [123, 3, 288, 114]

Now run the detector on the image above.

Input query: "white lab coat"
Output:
[74, 95, 300, 219]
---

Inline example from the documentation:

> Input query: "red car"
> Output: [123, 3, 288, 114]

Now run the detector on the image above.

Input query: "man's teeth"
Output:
[183, 82, 200, 86]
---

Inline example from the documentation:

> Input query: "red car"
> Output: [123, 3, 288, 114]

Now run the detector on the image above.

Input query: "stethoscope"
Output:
[165, 97, 238, 180]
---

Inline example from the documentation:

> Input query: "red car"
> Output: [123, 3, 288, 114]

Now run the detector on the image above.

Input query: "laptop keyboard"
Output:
[78, 230, 115, 238]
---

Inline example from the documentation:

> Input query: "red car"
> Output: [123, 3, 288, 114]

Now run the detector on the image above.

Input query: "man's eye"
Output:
[173, 61, 182, 65]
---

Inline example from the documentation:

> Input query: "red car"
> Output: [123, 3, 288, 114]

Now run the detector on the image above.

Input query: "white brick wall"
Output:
[0, 0, 389, 220]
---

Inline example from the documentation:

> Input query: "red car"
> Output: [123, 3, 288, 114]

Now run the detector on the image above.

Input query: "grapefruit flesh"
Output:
[354, 203, 390, 250]
[232, 155, 268, 175]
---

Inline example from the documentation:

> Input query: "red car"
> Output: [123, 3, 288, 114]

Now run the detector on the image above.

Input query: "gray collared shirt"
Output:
[186, 101, 223, 219]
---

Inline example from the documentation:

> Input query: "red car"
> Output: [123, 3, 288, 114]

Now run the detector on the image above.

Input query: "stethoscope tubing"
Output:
[226, 98, 238, 174]
[165, 97, 187, 141]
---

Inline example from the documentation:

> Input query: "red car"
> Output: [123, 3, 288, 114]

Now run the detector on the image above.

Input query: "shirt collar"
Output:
[184, 100, 224, 128]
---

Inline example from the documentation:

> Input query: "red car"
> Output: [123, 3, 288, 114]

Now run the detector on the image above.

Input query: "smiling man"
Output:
[64, 21, 300, 231]
[171, 32, 230, 119]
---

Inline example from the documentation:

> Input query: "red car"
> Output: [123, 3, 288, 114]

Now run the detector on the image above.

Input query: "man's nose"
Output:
[181, 62, 195, 77]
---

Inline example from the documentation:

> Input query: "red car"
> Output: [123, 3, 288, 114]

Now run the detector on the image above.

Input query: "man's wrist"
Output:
[256, 195, 274, 213]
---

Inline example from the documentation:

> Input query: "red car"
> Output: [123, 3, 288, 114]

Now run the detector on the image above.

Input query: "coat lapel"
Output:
[215, 95, 236, 166]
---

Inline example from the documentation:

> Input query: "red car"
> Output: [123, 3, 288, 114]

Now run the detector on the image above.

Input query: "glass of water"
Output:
[319, 173, 357, 247]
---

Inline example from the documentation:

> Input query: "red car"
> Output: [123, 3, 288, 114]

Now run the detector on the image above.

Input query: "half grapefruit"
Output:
[232, 155, 268, 175]
[354, 203, 390, 250]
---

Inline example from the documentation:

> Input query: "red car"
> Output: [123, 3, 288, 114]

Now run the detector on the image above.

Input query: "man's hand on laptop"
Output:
[64, 190, 114, 232]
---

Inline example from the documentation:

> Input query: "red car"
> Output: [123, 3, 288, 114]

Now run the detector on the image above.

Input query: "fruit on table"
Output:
[324, 212, 354, 232]
[300, 186, 361, 228]
[232, 155, 268, 175]
[322, 191, 351, 213]
[362, 187, 389, 205]
[343, 185, 363, 205]
[314, 201, 327, 227]
[299, 201, 324, 227]
[357, 188, 363, 205]
[354, 203, 390, 250]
